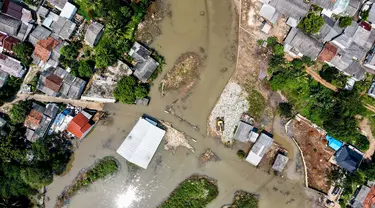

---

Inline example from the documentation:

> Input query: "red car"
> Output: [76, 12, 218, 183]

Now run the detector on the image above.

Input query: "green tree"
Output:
[77, 60, 94, 78]
[298, 13, 324, 34]
[114, 76, 149, 104]
[273, 44, 284, 56]
[13, 42, 34, 67]
[339, 16, 352, 28]
[9, 101, 31, 124]
[95, 43, 117, 68]
[278, 102, 293, 119]
[237, 150, 246, 159]
[266, 36, 278, 47]
[20, 167, 53, 189]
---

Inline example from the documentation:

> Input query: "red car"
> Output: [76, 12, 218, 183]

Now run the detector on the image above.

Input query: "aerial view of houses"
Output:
[3, 0, 375, 207]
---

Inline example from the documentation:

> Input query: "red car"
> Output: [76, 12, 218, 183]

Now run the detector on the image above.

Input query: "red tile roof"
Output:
[66, 113, 91, 139]
[33, 37, 58, 62]
[24, 109, 43, 129]
[318, 43, 337, 62]
[45, 74, 62, 92]
[3, 36, 20, 52]
[363, 186, 375, 208]
[0, 33, 7, 46]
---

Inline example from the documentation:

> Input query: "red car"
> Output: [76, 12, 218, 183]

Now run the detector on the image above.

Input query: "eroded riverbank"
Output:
[44, 0, 312, 207]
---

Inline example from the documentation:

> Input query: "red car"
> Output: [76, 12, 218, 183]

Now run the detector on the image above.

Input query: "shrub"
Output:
[237, 150, 246, 159]
[113, 76, 149, 104]
[278, 102, 293, 119]
[266, 36, 278, 47]
[13, 42, 33, 67]
[361, 9, 369, 21]
[339, 16, 352, 28]
[273, 44, 284, 56]
[298, 13, 324, 34]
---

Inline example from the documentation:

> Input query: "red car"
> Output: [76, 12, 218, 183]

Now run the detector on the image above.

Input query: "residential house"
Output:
[351, 185, 371, 208]
[245, 133, 274, 166]
[316, 16, 343, 43]
[37, 6, 50, 21]
[0, 53, 25, 77]
[60, 2, 77, 20]
[28, 25, 52, 46]
[0, 71, 8, 88]
[363, 186, 375, 208]
[333, 144, 363, 173]
[326, 135, 343, 151]
[368, 80, 375, 98]
[37, 67, 86, 99]
[3, 36, 19, 53]
[129, 42, 159, 83]
[272, 154, 289, 173]
[43, 11, 76, 40]
[368, 4, 375, 27]
[32, 37, 59, 65]
[24, 103, 59, 142]
[84, 22, 104, 47]
[313, 0, 361, 17]
[66, 113, 93, 139]
[0, 14, 21, 36]
[234, 121, 259, 143]
[47, 0, 68, 10]
[284, 28, 323, 60]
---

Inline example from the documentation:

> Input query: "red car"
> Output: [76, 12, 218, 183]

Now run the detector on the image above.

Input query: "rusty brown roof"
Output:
[24, 109, 43, 130]
[45, 74, 62, 92]
[318, 43, 337, 62]
[33, 37, 59, 62]
[3, 36, 20, 52]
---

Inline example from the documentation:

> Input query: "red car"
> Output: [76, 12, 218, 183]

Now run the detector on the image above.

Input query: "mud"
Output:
[44, 0, 312, 207]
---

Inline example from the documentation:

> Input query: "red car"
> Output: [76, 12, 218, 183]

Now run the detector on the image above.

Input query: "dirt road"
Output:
[306, 67, 338, 92]
[359, 117, 375, 159]
[0, 93, 104, 113]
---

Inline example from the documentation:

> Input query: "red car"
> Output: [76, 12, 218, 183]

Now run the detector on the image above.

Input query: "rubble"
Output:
[161, 121, 194, 153]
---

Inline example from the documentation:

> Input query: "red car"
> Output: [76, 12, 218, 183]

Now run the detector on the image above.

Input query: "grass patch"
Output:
[246, 89, 266, 121]
[56, 156, 119, 207]
[158, 175, 218, 208]
[224, 190, 259, 208]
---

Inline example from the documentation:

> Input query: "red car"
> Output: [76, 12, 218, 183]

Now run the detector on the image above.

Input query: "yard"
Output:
[288, 119, 335, 193]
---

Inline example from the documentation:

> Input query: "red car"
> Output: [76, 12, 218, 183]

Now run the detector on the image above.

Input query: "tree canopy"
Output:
[298, 13, 324, 34]
[339, 16, 352, 28]
[9, 101, 31, 125]
[77, 60, 95, 78]
[114, 76, 149, 104]
[13, 42, 34, 67]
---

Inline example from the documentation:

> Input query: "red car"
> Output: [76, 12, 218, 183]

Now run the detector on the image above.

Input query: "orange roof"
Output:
[318, 43, 337, 62]
[33, 37, 58, 62]
[363, 186, 375, 208]
[24, 109, 43, 129]
[66, 113, 91, 139]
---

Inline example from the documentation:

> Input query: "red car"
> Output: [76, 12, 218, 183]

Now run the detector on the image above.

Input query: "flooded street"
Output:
[45, 0, 313, 207]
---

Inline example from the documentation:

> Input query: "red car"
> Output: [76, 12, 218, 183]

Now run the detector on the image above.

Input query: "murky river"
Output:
[45, 0, 313, 207]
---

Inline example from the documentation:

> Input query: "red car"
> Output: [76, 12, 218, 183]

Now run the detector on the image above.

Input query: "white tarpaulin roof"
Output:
[117, 118, 166, 169]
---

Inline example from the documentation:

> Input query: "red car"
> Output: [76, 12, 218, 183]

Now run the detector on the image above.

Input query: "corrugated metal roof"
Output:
[234, 121, 254, 142]
[272, 154, 289, 172]
[117, 118, 166, 169]
[246, 133, 273, 166]
[284, 28, 324, 59]
[84, 22, 104, 46]
[60, 2, 77, 20]
[269, 0, 309, 19]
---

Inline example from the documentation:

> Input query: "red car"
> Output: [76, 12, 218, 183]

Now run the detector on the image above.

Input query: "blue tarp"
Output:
[326, 135, 343, 151]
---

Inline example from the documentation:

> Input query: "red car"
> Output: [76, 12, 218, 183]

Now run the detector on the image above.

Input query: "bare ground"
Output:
[289, 120, 334, 193]
[358, 117, 375, 159]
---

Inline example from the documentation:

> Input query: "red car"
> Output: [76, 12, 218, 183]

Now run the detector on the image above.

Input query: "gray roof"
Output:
[130, 42, 159, 82]
[311, 0, 335, 10]
[234, 121, 254, 142]
[246, 133, 274, 166]
[345, 0, 361, 17]
[28, 25, 51, 45]
[352, 26, 372, 49]
[259, 4, 278, 24]
[335, 145, 363, 173]
[368, 80, 375, 98]
[44, 103, 59, 118]
[343, 61, 366, 81]
[0, 14, 21, 36]
[50, 17, 76, 40]
[0, 71, 9, 88]
[369, 5, 375, 24]
[37, 6, 50, 19]
[47, 0, 68, 10]
[352, 186, 371, 208]
[269, 0, 309, 19]
[284, 28, 324, 59]
[317, 16, 342, 43]
[272, 154, 289, 172]
[84, 22, 104, 47]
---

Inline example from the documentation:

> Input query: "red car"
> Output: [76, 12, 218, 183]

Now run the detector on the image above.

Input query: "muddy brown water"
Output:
[45, 0, 312, 207]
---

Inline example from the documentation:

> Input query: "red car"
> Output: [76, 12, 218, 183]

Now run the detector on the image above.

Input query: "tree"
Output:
[273, 44, 284, 56]
[95, 43, 117, 68]
[20, 167, 53, 189]
[60, 43, 80, 61]
[339, 16, 352, 28]
[237, 150, 246, 159]
[13, 42, 33, 67]
[278, 102, 293, 119]
[266, 36, 278, 47]
[77, 60, 94, 78]
[298, 13, 324, 34]
[9, 101, 31, 124]
[113, 76, 149, 104]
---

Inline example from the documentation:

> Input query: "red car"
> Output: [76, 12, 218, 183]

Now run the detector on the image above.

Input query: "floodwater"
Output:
[45, 0, 312, 207]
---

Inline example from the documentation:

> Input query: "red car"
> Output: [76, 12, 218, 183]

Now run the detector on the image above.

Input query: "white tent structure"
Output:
[117, 118, 166, 169]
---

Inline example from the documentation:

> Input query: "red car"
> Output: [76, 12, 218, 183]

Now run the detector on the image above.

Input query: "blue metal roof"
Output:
[326, 135, 343, 151]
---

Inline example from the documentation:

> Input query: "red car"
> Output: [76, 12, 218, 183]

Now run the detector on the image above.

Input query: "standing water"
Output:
[44, 0, 312, 207]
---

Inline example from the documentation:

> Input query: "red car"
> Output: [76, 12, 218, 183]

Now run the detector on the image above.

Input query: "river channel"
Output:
[45, 0, 312, 207]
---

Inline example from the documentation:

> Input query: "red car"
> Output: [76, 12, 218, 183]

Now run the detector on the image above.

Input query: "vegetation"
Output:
[94, 41, 117, 68]
[30, 73, 40, 93]
[278, 102, 293, 119]
[13, 42, 34, 67]
[114, 76, 149, 104]
[0, 77, 22, 106]
[60, 42, 82, 76]
[298, 13, 324, 34]
[339, 16, 352, 28]
[225, 191, 258, 208]
[77, 60, 95, 78]
[246, 89, 266, 121]
[361, 9, 370, 21]
[237, 150, 246, 159]
[319, 65, 347, 88]
[158, 175, 218, 208]
[9, 100, 32, 124]
[57, 157, 118, 206]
